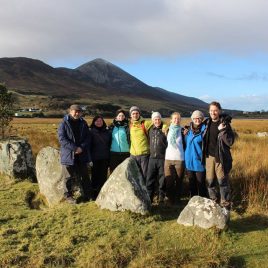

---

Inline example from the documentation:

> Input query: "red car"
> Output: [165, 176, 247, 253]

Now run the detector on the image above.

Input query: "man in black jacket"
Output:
[146, 112, 168, 203]
[203, 101, 235, 212]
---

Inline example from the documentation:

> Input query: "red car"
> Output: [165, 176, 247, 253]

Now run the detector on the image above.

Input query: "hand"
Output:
[218, 123, 226, 131]
[88, 162, 93, 168]
[75, 147, 83, 154]
[183, 128, 189, 136]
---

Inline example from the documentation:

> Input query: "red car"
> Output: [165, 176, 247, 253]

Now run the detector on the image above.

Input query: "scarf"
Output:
[113, 118, 128, 128]
[169, 124, 181, 148]
[190, 122, 202, 135]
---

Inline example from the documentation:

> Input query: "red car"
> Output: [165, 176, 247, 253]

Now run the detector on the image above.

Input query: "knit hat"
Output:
[129, 106, 140, 115]
[69, 104, 82, 111]
[191, 110, 204, 120]
[151, 111, 162, 120]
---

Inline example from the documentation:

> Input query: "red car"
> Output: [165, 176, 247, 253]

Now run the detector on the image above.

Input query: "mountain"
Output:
[0, 57, 209, 117]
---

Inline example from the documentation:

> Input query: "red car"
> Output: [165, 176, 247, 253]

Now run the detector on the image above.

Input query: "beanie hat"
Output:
[191, 110, 204, 120]
[151, 111, 162, 120]
[129, 106, 140, 114]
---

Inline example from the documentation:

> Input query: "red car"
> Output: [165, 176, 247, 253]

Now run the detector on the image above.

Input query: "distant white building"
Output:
[29, 108, 42, 112]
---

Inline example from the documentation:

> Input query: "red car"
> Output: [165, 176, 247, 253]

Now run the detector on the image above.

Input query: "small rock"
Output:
[257, 132, 268, 137]
[177, 196, 229, 229]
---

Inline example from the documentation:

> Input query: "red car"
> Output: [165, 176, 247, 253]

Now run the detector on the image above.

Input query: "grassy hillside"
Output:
[1, 118, 268, 267]
[0, 57, 209, 117]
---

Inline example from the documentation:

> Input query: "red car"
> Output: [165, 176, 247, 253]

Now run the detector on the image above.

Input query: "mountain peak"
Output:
[76, 58, 146, 88]
[89, 58, 112, 65]
[77, 58, 113, 70]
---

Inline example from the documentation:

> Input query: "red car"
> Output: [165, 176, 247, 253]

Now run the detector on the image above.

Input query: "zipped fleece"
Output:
[110, 119, 130, 153]
[148, 123, 168, 159]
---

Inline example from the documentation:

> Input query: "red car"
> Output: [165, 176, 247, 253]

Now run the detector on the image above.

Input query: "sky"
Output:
[0, 0, 268, 111]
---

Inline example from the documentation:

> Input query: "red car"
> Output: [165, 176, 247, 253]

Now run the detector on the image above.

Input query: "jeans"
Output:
[187, 170, 207, 198]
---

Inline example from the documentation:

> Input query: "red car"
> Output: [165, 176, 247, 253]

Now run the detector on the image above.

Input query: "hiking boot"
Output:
[159, 195, 164, 204]
[222, 207, 231, 223]
[65, 196, 76, 205]
[164, 197, 174, 207]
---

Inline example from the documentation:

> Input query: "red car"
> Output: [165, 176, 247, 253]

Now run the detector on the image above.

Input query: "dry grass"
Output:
[10, 117, 268, 213]
[1, 117, 268, 267]
[231, 134, 268, 214]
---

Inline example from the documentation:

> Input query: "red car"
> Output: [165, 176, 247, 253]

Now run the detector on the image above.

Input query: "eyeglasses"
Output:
[193, 118, 202, 120]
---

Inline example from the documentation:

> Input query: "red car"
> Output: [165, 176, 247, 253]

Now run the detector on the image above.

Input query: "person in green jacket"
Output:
[129, 106, 152, 183]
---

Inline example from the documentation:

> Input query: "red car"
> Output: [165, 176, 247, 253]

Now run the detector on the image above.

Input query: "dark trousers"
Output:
[64, 163, 92, 201]
[91, 159, 109, 200]
[187, 170, 207, 198]
[146, 158, 165, 201]
[130, 154, 149, 183]
[110, 152, 130, 173]
[164, 160, 185, 203]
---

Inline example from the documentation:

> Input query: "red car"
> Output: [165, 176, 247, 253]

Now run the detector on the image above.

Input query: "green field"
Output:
[0, 178, 268, 268]
[0, 118, 268, 267]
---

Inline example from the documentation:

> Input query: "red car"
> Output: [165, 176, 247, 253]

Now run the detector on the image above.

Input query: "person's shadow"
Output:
[227, 214, 268, 267]
[229, 214, 268, 233]
[228, 256, 247, 268]
[150, 199, 189, 222]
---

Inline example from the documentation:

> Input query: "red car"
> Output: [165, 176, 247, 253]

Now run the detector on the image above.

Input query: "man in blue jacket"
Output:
[58, 104, 92, 203]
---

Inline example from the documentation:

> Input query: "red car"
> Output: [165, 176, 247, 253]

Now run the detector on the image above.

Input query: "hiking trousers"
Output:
[130, 154, 149, 184]
[206, 155, 231, 207]
[164, 159, 185, 203]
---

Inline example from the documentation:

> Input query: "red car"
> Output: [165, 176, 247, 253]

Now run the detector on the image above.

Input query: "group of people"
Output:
[58, 101, 235, 212]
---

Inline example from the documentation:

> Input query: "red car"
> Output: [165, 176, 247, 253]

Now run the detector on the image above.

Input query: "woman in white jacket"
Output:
[164, 112, 185, 205]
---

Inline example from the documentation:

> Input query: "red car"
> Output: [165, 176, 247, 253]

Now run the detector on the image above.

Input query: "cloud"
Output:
[199, 94, 268, 111]
[207, 72, 228, 79]
[207, 72, 268, 81]
[1, 0, 268, 62]
[236, 73, 268, 81]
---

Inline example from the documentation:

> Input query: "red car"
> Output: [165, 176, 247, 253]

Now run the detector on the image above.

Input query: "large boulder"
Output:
[36, 146, 83, 206]
[0, 138, 35, 180]
[177, 196, 229, 230]
[96, 157, 151, 215]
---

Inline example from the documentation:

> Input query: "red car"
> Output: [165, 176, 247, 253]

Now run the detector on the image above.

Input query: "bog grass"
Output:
[0, 118, 267, 267]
